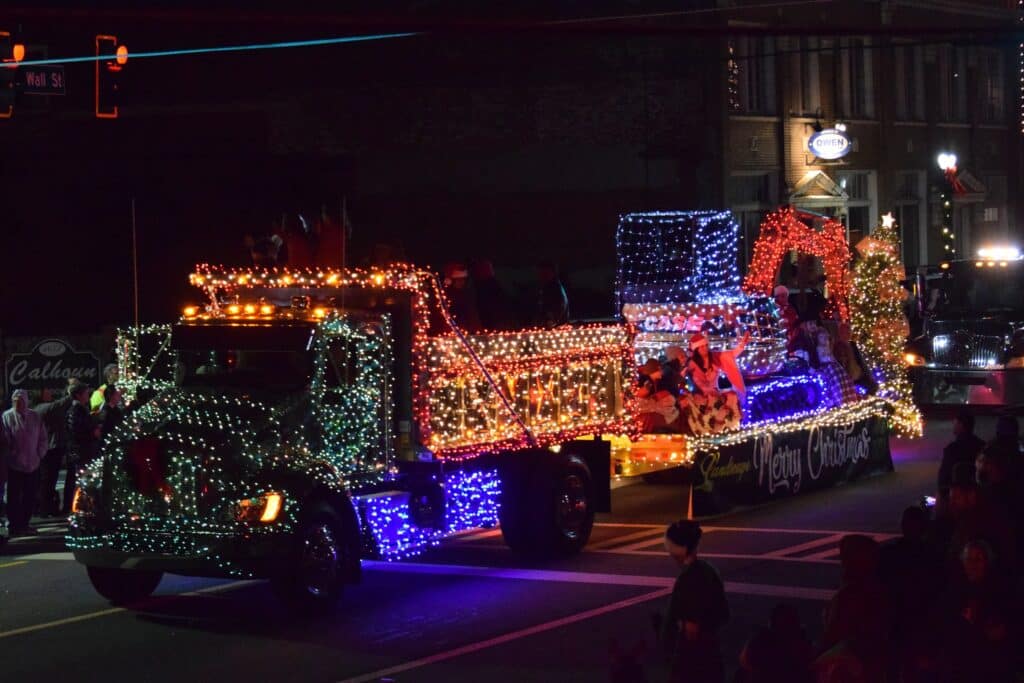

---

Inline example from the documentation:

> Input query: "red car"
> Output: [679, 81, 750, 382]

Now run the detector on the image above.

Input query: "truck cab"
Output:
[907, 250, 1024, 406]
[68, 265, 619, 610]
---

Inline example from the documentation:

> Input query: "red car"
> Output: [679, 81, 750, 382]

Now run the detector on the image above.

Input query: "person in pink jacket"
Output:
[2, 389, 48, 536]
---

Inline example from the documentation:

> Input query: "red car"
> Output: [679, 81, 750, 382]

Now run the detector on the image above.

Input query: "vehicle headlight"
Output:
[232, 492, 284, 524]
[904, 352, 926, 367]
[71, 487, 98, 517]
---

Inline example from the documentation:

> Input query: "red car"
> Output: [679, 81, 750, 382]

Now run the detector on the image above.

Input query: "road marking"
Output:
[452, 528, 503, 543]
[334, 588, 673, 683]
[452, 543, 841, 564]
[0, 561, 28, 569]
[763, 533, 846, 558]
[801, 547, 842, 561]
[704, 526, 897, 539]
[587, 528, 664, 550]
[597, 549, 840, 565]
[0, 579, 252, 640]
[9, 552, 75, 561]
[365, 561, 834, 599]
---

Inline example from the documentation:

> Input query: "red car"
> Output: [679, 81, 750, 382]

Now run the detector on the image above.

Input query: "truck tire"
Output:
[500, 452, 595, 557]
[271, 502, 349, 613]
[86, 566, 163, 605]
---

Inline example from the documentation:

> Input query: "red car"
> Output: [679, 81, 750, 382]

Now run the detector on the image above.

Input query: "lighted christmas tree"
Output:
[850, 213, 922, 437]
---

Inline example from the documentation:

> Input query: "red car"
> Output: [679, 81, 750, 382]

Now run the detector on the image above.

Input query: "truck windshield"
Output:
[171, 324, 315, 391]
[927, 263, 1024, 315]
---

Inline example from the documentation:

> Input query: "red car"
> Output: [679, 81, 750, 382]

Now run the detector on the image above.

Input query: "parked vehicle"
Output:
[905, 249, 1024, 406]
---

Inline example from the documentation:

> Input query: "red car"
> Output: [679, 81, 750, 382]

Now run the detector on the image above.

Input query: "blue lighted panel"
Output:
[616, 210, 742, 306]
[358, 468, 501, 561]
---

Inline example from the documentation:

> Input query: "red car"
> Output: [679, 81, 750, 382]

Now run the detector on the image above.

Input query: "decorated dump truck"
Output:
[67, 207, 919, 608]
[68, 263, 630, 609]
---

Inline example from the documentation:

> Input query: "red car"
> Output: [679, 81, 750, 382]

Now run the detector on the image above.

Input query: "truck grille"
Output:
[931, 333, 1005, 368]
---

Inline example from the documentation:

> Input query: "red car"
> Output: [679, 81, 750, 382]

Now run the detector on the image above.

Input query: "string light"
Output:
[727, 41, 741, 112]
[616, 210, 787, 376]
[850, 215, 923, 437]
[742, 206, 852, 321]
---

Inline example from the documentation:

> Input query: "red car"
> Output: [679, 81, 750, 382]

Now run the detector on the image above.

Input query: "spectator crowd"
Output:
[0, 364, 121, 536]
[631, 409, 1024, 683]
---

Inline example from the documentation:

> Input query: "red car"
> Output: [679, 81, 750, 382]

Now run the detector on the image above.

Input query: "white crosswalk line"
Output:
[587, 527, 664, 550]
[763, 533, 845, 558]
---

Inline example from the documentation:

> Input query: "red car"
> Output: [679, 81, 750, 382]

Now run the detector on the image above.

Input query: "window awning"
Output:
[789, 170, 849, 208]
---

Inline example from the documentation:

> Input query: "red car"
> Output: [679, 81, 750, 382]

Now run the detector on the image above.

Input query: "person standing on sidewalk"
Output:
[34, 381, 77, 515]
[65, 384, 100, 515]
[2, 389, 48, 536]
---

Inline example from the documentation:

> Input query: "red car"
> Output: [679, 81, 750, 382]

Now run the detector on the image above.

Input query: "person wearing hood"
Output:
[33, 380, 78, 516]
[65, 383, 100, 515]
[2, 389, 48, 536]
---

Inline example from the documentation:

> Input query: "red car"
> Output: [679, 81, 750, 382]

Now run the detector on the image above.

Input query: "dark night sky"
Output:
[1, 4, 723, 334]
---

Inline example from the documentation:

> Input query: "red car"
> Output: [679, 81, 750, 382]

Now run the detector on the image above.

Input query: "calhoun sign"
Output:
[808, 128, 852, 160]
[5, 339, 101, 391]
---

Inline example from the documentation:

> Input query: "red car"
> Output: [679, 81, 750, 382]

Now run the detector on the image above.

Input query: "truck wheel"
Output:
[501, 453, 595, 557]
[86, 566, 163, 605]
[271, 503, 348, 612]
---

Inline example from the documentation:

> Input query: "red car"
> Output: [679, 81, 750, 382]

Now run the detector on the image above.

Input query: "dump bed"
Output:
[423, 325, 634, 454]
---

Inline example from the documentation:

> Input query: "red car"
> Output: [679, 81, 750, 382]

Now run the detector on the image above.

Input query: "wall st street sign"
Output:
[18, 65, 65, 96]
[808, 128, 852, 161]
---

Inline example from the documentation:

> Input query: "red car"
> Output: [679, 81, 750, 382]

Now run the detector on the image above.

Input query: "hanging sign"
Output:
[5, 339, 100, 391]
[808, 128, 852, 160]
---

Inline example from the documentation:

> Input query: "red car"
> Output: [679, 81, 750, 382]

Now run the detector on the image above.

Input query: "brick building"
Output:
[720, 0, 1020, 271]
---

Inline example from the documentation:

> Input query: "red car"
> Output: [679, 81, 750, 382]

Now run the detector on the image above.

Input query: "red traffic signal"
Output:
[96, 34, 127, 119]
[0, 31, 17, 119]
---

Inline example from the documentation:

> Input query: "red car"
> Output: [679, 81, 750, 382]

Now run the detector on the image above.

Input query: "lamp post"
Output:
[937, 153, 958, 257]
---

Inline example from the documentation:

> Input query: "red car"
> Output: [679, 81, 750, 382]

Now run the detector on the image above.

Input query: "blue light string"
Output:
[8, 32, 420, 68]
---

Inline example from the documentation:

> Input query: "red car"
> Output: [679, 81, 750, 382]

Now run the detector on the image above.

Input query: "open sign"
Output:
[808, 129, 852, 160]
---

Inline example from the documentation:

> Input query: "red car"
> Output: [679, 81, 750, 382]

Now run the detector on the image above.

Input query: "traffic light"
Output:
[0, 31, 17, 118]
[95, 34, 127, 119]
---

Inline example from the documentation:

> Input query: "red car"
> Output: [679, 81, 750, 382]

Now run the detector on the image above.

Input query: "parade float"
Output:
[67, 205, 921, 608]
[614, 207, 920, 514]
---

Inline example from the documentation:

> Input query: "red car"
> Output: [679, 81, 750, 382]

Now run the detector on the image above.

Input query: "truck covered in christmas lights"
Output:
[905, 247, 1024, 406]
[68, 263, 630, 609]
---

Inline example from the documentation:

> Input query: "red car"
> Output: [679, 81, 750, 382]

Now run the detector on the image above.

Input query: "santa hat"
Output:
[688, 333, 708, 350]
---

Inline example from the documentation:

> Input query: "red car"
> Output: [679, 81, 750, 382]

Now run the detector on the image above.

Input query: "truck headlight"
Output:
[71, 487, 98, 517]
[904, 352, 926, 367]
[233, 492, 283, 524]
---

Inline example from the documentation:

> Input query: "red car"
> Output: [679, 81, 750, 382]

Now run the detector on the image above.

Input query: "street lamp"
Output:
[937, 152, 958, 256]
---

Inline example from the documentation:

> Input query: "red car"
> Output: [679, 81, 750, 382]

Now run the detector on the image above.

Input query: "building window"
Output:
[978, 49, 1005, 124]
[836, 38, 874, 119]
[734, 37, 776, 115]
[798, 37, 821, 116]
[894, 171, 925, 269]
[938, 45, 967, 122]
[729, 172, 778, 269]
[894, 45, 924, 121]
[983, 207, 999, 223]
[837, 170, 876, 247]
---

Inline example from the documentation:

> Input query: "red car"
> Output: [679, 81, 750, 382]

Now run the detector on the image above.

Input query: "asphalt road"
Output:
[0, 415, 965, 682]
